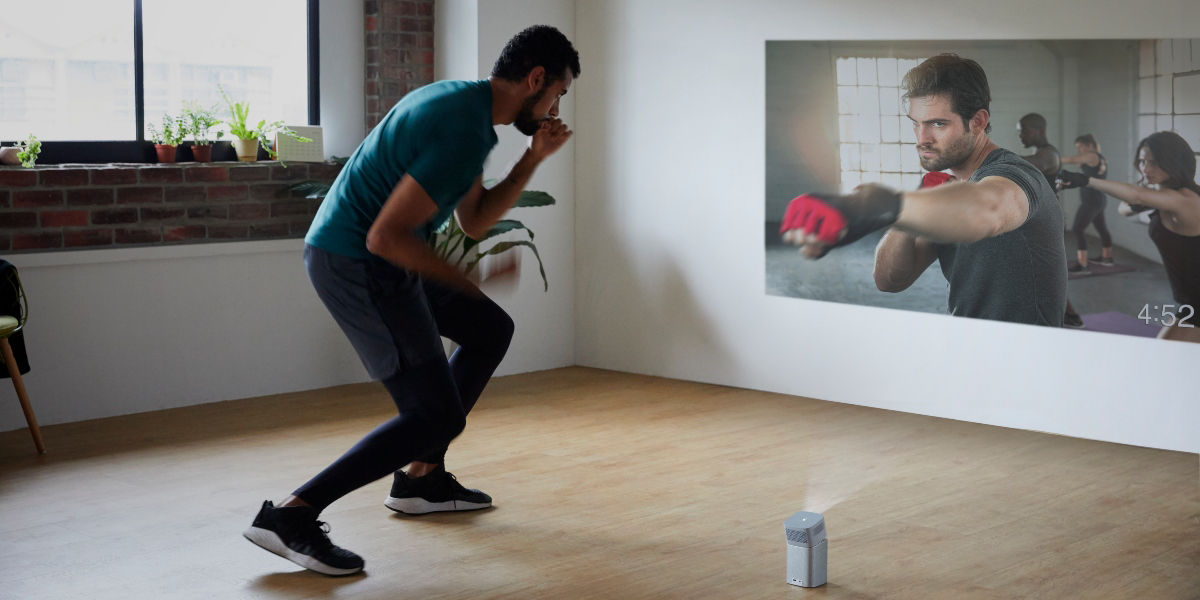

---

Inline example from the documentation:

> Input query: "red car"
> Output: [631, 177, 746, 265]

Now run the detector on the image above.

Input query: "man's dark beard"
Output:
[918, 131, 974, 172]
[513, 85, 548, 136]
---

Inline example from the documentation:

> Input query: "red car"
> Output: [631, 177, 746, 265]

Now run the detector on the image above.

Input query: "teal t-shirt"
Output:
[306, 80, 498, 258]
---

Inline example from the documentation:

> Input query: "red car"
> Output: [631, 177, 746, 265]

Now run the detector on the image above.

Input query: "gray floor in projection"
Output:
[765, 226, 1175, 334]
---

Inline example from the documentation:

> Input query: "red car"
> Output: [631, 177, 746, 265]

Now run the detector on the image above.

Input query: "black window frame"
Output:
[14, 0, 320, 165]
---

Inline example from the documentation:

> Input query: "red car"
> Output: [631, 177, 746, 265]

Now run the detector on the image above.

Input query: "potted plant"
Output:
[219, 85, 311, 162]
[16, 134, 41, 168]
[148, 114, 185, 163]
[283, 168, 555, 291]
[181, 102, 223, 163]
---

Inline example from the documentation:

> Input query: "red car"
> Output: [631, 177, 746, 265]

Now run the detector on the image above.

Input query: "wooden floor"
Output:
[1, 367, 1196, 599]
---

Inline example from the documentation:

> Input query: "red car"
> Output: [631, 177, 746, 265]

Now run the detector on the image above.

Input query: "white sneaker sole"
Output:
[384, 496, 491, 515]
[242, 526, 363, 576]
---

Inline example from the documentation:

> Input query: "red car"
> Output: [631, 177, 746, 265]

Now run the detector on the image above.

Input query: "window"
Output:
[0, 0, 317, 162]
[835, 56, 927, 193]
[1137, 39, 1200, 158]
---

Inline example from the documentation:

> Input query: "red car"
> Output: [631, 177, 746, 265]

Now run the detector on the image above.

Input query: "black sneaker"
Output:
[1063, 312, 1085, 329]
[1089, 255, 1115, 266]
[1067, 262, 1091, 275]
[385, 466, 492, 514]
[243, 500, 364, 576]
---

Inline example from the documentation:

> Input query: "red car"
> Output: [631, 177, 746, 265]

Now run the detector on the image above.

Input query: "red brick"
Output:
[230, 203, 270, 220]
[164, 225, 206, 241]
[271, 201, 310, 218]
[365, 80, 379, 95]
[419, 51, 433, 65]
[0, 211, 37, 228]
[364, 0, 378, 15]
[0, 233, 9, 250]
[164, 186, 207, 203]
[115, 228, 163, 245]
[67, 188, 115, 206]
[117, 187, 164, 204]
[417, 2, 432, 17]
[139, 207, 186, 221]
[229, 165, 271, 182]
[0, 170, 38, 187]
[417, 33, 433, 49]
[13, 190, 63, 208]
[365, 15, 377, 31]
[184, 166, 229, 183]
[250, 183, 287, 200]
[208, 225, 249, 239]
[289, 220, 313, 235]
[41, 210, 89, 227]
[91, 208, 139, 225]
[270, 165, 309, 181]
[187, 205, 229, 219]
[249, 223, 291, 237]
[39, 169, 90, 186]
[12, 232, 62, 250]
[206, 185, 249, 201]
[91, 168, 139, 185]
[140, 167, 184, 184]
[64, 228, 114, 248]
[0, 190, 8, 207]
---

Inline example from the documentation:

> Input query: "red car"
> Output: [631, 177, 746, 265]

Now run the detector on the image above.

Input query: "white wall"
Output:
[435, 0, 578, 375]
[574, 0, 1200, 453]
[0, 241, 368, 430]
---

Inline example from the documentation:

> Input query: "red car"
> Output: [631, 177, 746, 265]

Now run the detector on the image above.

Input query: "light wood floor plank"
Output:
[1, 367, 1196, 599]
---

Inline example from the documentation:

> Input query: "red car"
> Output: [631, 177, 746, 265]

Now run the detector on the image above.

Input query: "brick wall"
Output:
[364, 0, 435, 130]
[0, 162, 341, 253]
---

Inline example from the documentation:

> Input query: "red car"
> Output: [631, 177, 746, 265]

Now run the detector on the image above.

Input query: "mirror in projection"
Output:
[765, 39, 1200, 342]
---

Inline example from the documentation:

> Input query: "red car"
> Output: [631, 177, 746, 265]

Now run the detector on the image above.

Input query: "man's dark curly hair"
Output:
[903, 53, 992, 134]
[491, 25, 580, 83]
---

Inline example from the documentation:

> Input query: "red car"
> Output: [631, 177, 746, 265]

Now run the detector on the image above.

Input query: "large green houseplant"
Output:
[285, 168, 555, 291]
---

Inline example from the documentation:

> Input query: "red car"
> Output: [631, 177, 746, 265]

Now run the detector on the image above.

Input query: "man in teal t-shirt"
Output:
[244, 25, 579, 577]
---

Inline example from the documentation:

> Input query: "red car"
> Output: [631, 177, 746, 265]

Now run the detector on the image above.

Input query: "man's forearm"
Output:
[463, 149, 544, 235]
[894, 182, 1013, 243]
[874, 229, 928, 292]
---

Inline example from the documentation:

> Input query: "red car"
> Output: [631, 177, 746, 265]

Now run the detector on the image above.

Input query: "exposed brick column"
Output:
[364, 0, 435, 130]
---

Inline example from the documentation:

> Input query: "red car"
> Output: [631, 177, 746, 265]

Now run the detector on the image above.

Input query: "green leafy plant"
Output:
[148, 114, 186, 146]
[16, 134, 40, 168]
[219, 84, 311, 159]
[282, 168, 555, 291]
[432, 190, 554, 291]
[181, 102, 224, 145]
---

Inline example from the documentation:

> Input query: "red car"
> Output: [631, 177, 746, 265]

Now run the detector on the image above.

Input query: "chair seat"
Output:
[0, 315, 18, 337]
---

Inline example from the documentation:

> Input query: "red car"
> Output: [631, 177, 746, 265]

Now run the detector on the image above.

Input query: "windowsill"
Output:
[10, 238, 306, 268]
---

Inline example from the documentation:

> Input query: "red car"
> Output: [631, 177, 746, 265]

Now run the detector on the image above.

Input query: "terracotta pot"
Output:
[154, 144, 177, 164]
[191, 144, 213, 163]
[232, 138, 259, 162]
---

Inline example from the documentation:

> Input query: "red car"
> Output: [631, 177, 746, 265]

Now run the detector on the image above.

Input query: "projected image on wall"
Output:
[765, 39, 1200, 342]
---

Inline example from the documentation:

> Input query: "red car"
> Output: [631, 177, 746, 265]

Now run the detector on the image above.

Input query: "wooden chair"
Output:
[1, 266, 44, 454]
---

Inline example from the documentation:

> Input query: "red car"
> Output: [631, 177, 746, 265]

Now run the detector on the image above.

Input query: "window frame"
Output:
[8, 0, 320, 165]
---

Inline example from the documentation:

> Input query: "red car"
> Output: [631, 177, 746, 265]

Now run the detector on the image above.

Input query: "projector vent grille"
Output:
[812, 521, 825, 538]
[786, 528, 809, 545]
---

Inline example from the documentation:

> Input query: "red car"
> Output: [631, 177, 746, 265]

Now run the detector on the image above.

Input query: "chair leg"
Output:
[0, 338, 44, 454]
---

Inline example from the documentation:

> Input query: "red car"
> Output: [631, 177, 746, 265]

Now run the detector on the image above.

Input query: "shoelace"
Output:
[443, 471, 469, 493]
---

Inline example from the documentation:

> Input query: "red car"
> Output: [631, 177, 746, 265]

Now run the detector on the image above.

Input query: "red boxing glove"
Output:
[920, 171, 953, 188]
[780, 194, 849, 246]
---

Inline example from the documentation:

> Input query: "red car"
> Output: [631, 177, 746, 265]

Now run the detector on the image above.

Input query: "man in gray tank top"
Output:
[780, 54, 1066, 326]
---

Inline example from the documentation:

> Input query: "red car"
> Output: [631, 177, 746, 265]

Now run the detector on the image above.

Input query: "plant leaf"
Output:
[471, 240, 548, 292]
[515, 190, 555, 208]
[482, 219, 532, 241]
[278, 180, 332, 199]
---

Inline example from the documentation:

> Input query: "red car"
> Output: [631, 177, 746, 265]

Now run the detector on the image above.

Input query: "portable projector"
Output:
[785, 511, 827, 587]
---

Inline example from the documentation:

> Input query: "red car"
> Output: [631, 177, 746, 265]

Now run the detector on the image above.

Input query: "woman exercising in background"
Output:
[1060, 131, 1200, 343]
[1060, 134, 1112, 272]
